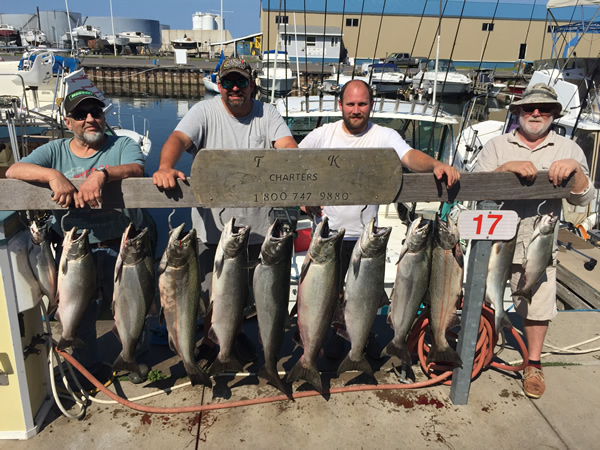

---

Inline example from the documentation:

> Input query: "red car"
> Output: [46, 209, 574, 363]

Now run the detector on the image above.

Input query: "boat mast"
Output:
[64, 0, 75, 51]
[432, 0, 442, 105]
[110, 0, 117, 56]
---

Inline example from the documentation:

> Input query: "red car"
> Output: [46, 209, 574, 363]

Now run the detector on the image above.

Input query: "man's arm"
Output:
[273, 135, 298, 149]
[6, 162, 77, 208]
[401, 149, 460, 188]
[76, 163, 144, 209]
[152, 131, 192, 189]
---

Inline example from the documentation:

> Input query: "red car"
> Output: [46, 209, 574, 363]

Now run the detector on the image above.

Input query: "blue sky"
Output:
[0, 1, 262, 38]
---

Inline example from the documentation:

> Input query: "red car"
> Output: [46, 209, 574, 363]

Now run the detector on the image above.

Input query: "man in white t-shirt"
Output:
[299, 79, 460, 359]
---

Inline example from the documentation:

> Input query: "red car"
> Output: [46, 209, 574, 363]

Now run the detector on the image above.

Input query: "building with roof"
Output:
[260, 0, 600, 67]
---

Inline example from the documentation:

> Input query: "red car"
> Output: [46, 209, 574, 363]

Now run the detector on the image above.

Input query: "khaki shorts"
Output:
[511, 264, 558, 321]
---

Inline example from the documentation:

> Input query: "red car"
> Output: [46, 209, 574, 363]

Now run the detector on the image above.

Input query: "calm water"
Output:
[104, 93, 509, 254]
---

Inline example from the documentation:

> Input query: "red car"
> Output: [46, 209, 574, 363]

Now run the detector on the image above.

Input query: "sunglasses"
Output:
[68, 107, 104, 121]
[221, 78, 250, 89]
[521, 105, 554, 116]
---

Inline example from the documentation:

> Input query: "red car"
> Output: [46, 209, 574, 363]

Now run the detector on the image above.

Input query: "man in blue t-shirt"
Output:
[6, 89, 147, 379]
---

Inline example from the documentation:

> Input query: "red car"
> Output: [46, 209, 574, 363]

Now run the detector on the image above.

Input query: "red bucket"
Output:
[294, 228, 312, 252]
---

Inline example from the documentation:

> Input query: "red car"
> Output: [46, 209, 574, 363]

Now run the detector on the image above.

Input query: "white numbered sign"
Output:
[457, 210, 519, 240]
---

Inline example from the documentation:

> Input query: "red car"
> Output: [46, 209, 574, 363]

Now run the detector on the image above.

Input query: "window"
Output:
[306, 36, 316, 47]
[346, 18, 359, 27]
[275, 15, 288, 24]
[331, 37, 338, 46]
[482, 23, 494, 31]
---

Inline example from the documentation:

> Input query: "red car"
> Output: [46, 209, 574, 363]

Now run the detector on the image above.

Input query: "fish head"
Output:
[166, 225, 197, 267]
[119, 223, 150, 264]
[537, 212, 558, 235]
[64, 227, 90, 260]
[435, 215, 460, 249]
[405, 216, 433, 252]
[261, 219, 294, 265]
[309, 216, 345, 263]
[359, 218, 392, 257]
[221, 217, 251, 258]
[29, 220, 49, 245]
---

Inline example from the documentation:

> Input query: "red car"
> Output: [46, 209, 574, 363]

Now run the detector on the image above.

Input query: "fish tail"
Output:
[112, 354, 143, 377]
[184, 361, 213, 387]
[381, 341, 412, 366]
[337, 354, 373, 378]
[426, 346, 463, 367]
[286, 359, 323, 394]
[57, 336, 86, 350]
[207, 355, 243, 376]
[258, 366, 292, 399]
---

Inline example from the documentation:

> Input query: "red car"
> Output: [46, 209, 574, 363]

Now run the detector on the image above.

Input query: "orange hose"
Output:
[54, 303, 528, 415]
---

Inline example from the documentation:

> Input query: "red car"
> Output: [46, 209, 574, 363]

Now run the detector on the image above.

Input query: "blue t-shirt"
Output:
[21, 135, 146, 244]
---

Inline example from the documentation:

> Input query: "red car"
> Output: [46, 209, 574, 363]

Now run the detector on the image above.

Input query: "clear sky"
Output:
[0, 1, 262, 38]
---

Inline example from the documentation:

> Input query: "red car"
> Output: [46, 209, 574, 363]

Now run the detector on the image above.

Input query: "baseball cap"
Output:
[218, 57, 253, 80]
[63, 89, 105, 115]
[509, 83, 564, 116]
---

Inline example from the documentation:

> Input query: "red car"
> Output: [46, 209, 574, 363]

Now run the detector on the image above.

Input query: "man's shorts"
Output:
[511, 263, 558, 321]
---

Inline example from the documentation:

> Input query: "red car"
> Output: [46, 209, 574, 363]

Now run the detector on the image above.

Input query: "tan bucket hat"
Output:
[509, 83, 564, 116]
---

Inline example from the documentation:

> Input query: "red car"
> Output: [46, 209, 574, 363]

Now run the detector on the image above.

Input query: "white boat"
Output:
[202, 73, 220, 94]
[21, 29, 48, 47]
[171, 36, 201, 50]
[120, 31, 152, 45]
[0, 49, 152, 167]
[72, 25, 100, 40]
[368, 63, 412, 95]
[258, 50, 296, 98]
[413, 59, 472, 97]
[322, 74, 370, 94]
[98, 34, 130, 53]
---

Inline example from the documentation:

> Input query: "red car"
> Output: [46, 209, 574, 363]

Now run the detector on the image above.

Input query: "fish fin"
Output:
[114, 255, 123, 283]
[386, 310, 393, 326]
[207, 326, 220, 346]
[112, 354, 144, 378]
[258, 366, 292, 398]
[292, 329, 303, 348]
[167, 337, 176, 353]
[286, 359, 323, 394]
[57, 336, 86, 350]
[381, 341, 411, 365]
[184, 362, 213, 387]
[157, 251, 168, 276]
[299, 256, 311, 284]
[60, 258, 68, 276]
[335, 327, 350, 342]
[208, 356, 243, 376]
[243, 258, 260, 270]
[449, 312, 461, 329]
[426, 346, 462, 367]
[214, 249, 225, 278]
[350, 252, 361, 279]
[454, 242, 464, 268]
[112, 323, 120, 341]
[337, 354, 373, 378]
[196, 295, 206, 319]
[378, 290, 389, 308]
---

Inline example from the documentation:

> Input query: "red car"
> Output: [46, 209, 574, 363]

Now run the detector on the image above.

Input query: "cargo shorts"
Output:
[511, 263, 558, 321]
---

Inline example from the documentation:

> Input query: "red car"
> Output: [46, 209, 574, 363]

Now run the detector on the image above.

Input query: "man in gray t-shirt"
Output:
[152, 57, 297, 364]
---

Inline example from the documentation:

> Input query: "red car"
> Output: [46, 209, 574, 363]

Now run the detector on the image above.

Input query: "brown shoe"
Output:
[523, 366, 545, 399]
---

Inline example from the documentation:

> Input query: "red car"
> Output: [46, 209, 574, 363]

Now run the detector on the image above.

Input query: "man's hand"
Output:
[497, 161, 538, 181]
[76, 170, 104, 208]
[48, 174, 78, 208]
[301, 206, 323, 220]
[548, 159, 580, 187]
[152, 168, 186, 190]
[432, 162, 461, 188]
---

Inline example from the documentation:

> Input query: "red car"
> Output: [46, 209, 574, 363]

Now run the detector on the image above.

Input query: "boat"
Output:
[367, 63, 412, 96]
[0, 24, 17, 37]
[258, 50, 296, 98]
[71, 25, 100, 41]
[471, 69, 506, 98]
[0, 48, 151, 176]
[321, 73, 370, 94]
[413, 59, 473, 97]
[120, 31, 152, 54]
[98, 34, 130, 54]
[171, 36, 202, 51]
[21, 29, 48, 47]
[202, 73, 220, 94]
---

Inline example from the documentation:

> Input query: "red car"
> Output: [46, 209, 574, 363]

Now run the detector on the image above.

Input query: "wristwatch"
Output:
[98, 167, 110, 183]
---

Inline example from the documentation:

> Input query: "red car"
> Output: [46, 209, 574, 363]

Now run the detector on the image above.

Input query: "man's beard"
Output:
[519, 115, 552, 140]
[76, 130, 105, 146]
[343, 114, 368, 133]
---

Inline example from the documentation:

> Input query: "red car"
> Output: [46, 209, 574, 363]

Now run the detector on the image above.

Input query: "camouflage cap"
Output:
[63, 89, 105, 115]
[219, 57, 253, 81]
[509, 83, 564, 116]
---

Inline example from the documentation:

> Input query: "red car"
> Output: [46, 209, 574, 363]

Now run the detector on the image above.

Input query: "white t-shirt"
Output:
[299, 120, 411, 239]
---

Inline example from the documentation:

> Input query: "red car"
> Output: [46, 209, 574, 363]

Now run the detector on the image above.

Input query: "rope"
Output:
[335, 0, 347, 87]
[319, 0, 328, 86]
[368, 0, 387, 87]
[351, 0, 367, 81]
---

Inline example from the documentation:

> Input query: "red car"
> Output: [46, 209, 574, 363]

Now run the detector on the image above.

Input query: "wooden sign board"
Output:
[190, 148, 403, 208]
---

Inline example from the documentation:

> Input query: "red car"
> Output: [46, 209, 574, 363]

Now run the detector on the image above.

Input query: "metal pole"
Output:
[110, 0, 117, 56]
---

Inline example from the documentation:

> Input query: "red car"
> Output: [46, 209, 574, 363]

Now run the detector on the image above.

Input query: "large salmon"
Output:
[383, 217, 433, 366]
[427, 215, 463, 367]
[208, 217, 251, 376]
[56, 227, 96, 350]
[112, 223, 155, 377]
[28, 219, 57, 312]
[485, 234, 518, 333]
[337, 218, 391, 377]
[287, 217, 345, 394]
[158, 223, 211, 387]
[253, 219, 294, 395]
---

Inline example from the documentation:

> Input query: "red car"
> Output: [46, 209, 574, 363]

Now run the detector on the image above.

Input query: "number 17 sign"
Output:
[457, 210, 519, 240]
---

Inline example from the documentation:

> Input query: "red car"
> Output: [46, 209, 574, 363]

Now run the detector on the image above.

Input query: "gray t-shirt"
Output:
[176, 96, 293, 244]
[21, 135, 146, 244]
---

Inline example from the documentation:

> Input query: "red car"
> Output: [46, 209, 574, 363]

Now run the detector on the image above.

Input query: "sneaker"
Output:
[234, 333, 257, 362]
[196, 342, 218, 368]
[364, 333, 383, 360]
[324, 333, 345, 360]
[523, 366, 545, 399]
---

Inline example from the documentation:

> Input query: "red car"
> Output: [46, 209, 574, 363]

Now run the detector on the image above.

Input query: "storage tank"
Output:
[215, 15, 225, 31]
[201, 13, 216, 31]
[192, 12, 203, 30]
